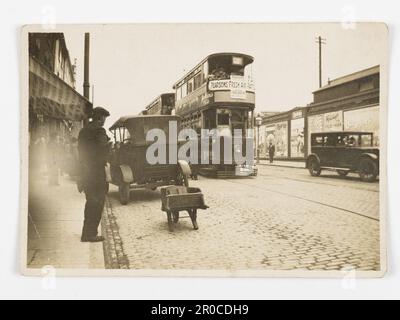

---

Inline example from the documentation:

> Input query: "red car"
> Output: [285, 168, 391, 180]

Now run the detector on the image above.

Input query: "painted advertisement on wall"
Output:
[265, 121, 288, 158]
[324, 111, 343, 132]
[344, 106, 379, 146]
[258, 125, 267, 158]
[290, 118, 305, 158]
[307, 111, 343, 152]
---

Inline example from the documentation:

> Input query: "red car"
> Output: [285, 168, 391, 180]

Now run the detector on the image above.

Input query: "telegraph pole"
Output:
[83, 33, 90, 126]
[83, 33, 90, 100]
[315, 36, 326, 88]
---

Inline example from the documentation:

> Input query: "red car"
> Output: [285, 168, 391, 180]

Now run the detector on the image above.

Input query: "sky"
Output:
[64, 23, 387, 129]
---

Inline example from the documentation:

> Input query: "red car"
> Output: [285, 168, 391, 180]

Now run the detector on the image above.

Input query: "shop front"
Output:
[265, 121, 289, 158]
[259, 107, 306, 160]
[290, 110, 305, 159]
[29, 56, 92, 142]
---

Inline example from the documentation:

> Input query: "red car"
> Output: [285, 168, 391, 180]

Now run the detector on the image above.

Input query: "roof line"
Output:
[313, 65, 380, 93]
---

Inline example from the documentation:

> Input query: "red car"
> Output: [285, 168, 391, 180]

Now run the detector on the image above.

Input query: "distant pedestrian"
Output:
[66, 137, 80, 179]
[47, 135, 61, 185]
[32, 135, 47, 177]
[268, 142, 275, 164]
[78, 107, 110, 242]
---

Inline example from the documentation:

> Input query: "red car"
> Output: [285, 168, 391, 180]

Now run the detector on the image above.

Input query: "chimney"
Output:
[83, 33, 90, 100]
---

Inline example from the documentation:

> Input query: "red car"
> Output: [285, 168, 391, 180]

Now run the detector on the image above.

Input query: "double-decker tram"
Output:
[172, 52, 257, 178]
[141, 93, 175, 115]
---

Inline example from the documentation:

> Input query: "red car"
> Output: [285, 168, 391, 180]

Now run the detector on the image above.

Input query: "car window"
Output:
[114, 128, 124, 142]
[112, 127, 133, 143]
[123, 128, 131, 142]
[325, 135, 336, 147]
[336, 135, 346, 146]
[360, 134, 372, 147]
[312, 136, 324, 146]
[344, 134, 359, 147]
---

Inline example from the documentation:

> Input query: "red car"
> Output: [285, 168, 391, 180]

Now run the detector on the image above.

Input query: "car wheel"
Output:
[359, 158, 378, 182]
[308, 158, 321, 177]
[175, 169, 189, 187]
[337, 170, 349, 177]
[119, 183, 130, 205]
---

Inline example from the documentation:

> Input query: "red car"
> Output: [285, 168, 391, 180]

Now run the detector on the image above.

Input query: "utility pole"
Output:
[83, 33, 90, 100]
[315, 36, 326, 88]
[83, 33, 90, 126]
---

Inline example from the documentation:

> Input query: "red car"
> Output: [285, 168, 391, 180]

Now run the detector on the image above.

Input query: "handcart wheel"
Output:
[188, 209, 199, 230]
[166, 211, 174, 232]
[173, 211, 179, 223]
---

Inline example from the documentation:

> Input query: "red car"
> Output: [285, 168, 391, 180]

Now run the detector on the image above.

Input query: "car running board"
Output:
[320, 166, 351, 172]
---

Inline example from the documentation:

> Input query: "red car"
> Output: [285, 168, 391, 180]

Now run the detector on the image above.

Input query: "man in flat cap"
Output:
[78, 107, 111, 242]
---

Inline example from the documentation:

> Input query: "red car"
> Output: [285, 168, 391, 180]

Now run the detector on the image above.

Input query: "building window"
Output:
[56, 40, 61, 63]
[181, 83, 187, 98]
[35, 39, 41, 54]
[176, 87, 182, 101]
[194, 73, 202, 90]
[187, 78, 194, 93]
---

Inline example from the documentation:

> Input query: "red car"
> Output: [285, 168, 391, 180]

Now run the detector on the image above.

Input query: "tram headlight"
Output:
[234, 144, 241, 153]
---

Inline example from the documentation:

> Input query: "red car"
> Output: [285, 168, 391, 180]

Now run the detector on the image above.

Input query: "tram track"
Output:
[257, 172, 379, 193]
[223, 178, 380, 222]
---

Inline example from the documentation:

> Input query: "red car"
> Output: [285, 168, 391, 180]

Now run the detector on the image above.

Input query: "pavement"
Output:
[258, 159, 306, 168]
[104, 165, 380, 272]
[25, 164, 381, 273]
[27, 174, 104, 269]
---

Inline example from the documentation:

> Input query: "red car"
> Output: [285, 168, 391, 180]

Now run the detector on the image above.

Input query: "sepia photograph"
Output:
[21, 23, 387, 277]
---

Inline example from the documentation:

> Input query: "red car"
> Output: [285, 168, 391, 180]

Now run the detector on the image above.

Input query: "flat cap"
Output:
[92, 106, 110, 117]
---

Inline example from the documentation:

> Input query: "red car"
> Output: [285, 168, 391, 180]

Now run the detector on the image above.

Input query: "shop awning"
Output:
[29, 56, 92, 121]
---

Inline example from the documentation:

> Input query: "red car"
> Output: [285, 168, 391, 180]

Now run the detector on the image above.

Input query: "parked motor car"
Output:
[108, 115, 192, 204]
[306, 131, 379, 182]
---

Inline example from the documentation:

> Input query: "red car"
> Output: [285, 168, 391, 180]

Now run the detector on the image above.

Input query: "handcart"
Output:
[160, 186, 208, 232]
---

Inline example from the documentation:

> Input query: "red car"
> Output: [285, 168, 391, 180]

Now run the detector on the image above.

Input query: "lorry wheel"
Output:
[337, 170, 349, 177]
[308, 158, 321, 176]
[119, 183, 130, 205]
[359, 159, 378, 182]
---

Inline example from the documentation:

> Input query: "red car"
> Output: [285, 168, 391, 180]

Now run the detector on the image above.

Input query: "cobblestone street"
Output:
[103, 165, 381, 272]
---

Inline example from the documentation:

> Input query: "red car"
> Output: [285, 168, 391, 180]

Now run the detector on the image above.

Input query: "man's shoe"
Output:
[81, 235, 105, 242]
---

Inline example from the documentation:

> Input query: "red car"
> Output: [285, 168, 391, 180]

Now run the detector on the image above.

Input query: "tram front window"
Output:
[218, 113, 230, 126]
[217, 111, 231, 136]
[208, 56, 245, 80]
